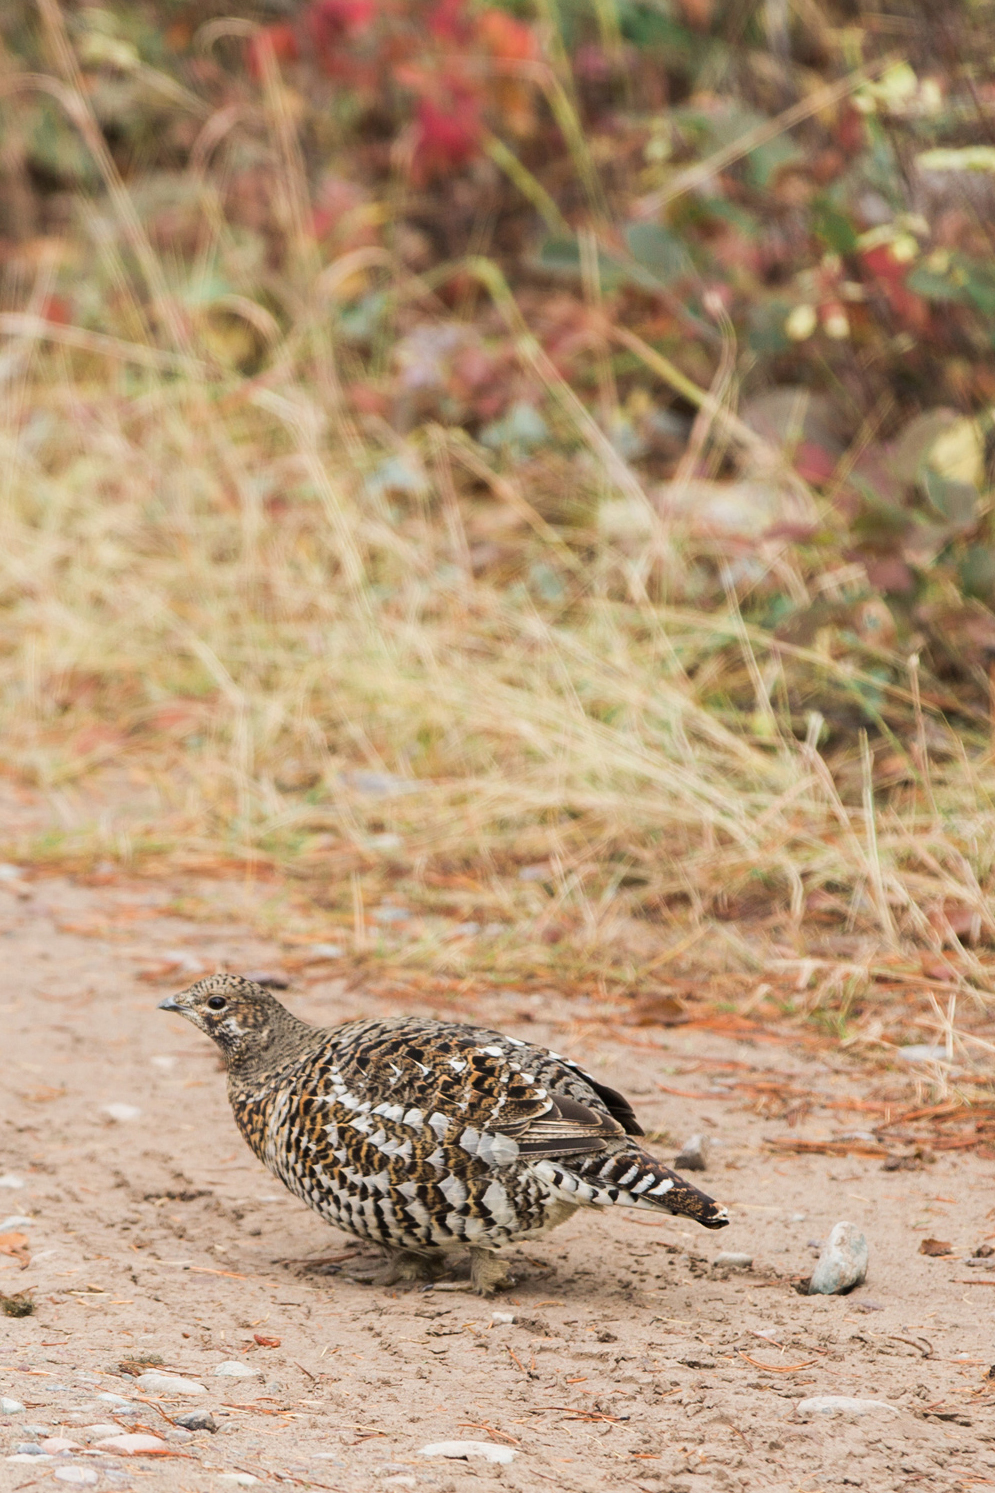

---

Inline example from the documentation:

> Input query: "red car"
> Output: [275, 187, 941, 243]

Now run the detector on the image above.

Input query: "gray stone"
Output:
[212, 1361, 262, 1379]
[134, 1371, 206, 1397]
[13, 1444, 46, 1456]
[674, 1134, 709, 1171]
[796, 1395, 899, 1418]
[175, 1409, 217, 1433]
[419, 1440, 517, 1465]
[0, 1397, 26, 1414]
[808, 1221, 868, 1295]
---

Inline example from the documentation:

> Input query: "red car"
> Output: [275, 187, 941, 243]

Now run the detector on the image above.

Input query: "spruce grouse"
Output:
[159, 974, 729, 1293]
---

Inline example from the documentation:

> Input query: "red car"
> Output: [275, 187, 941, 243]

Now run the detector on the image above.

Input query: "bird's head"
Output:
[158, 973, 309, 1072]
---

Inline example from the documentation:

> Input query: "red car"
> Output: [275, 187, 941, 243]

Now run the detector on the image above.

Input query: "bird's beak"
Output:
[158, 995, 181, 1013]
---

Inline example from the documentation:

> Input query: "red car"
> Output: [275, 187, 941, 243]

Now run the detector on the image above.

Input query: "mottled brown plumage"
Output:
[159, 974, 728, 1293]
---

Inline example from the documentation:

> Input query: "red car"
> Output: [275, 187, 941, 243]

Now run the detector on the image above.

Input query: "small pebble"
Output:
[307, 943, 344, 959]
[80, 1424, 121, 1439]
[54, 1470, 99, 1486]
[674, 1134, 709, 1171]
[212, 1361, 262, 1378]
[490, 1311, 515, 1324]
[166, 1427, 194, 1442]
[0, 1175, 25, 1189]
[713, 1251, 753, 1269]
[897, 1043, 948, 1063]
[217, 1476, 259, 1487]
[150, 1055, 177, 1071]
[41, 1437, 81, 1454]
[7, 1453, 53, 1463]
[103, 1103, 142, 1122]
[135, 1371, 206, 1396]
[0, 1216, 33, 1231]
[94, 1433, 170, 1454]
[369, 832, 403, 851]
[97, 1393, 136, 1408]
[796, 1395, 899, 1418]
[809, 1221, 868, 1295]
[419, 1440, 516, 1465]
[0, 1397, 26, 1414]
[790, 1213, 806, 1222]
[175, 1409, 217, 1432]
[13, 1444, 46, 1456]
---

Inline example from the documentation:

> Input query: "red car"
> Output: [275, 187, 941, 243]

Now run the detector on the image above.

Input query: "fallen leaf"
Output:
[253, 1334, 281, 1347]
[0, 1232, 31, 1269]
[629, 992, 688, 1026]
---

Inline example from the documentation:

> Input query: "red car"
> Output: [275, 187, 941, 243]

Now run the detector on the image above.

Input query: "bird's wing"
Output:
[327, 1021, 636, 1158]
[335, 1020, 638, 1162]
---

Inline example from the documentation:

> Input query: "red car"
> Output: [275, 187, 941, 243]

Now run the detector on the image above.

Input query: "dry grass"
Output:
[1, 11, 995, 1059]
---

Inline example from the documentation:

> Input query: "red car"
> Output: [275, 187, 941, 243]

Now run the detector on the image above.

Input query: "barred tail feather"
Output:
[531, 1150, 729, 1229]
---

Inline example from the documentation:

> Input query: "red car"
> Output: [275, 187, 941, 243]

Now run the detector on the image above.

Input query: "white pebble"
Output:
[0, 863, 23, 880]
[419, 1440, 516, 1465]
[103, 1103, 142, 1122]
[79, 1424, 121, 1440]
[490, 1310, 515, 1324]
[796, 1396, 900, 1418]
[97, 1393, 135, 1408]
[150, 1055, 177, 1071]
[0, 1216, 33, 1231]
[212, 1361, 262, 1378]
[897, 1043, 948, 1063]
[217, 1476, 259, 1486]
[0, 1175, 25, 1189]
[0, 1397, 26, 1414]
[7, 1453, 52, 1462]
[54, 1470, 99, 1486]
[713, 1251, 753, 1269]
[135, 1371, 206, 1397]
[308, 942, 344, 958]
[94, 1433, 169, 1454]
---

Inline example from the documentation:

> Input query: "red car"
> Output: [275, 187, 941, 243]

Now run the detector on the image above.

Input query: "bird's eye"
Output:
[207, 995, 227, 1012]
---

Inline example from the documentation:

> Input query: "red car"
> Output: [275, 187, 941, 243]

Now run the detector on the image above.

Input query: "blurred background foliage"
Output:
[3, 0, 995, 1004]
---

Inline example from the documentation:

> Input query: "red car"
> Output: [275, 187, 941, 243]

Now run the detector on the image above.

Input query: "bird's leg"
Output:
[349, 1247, 447, 1287]
[469, 1248, 513, 1296]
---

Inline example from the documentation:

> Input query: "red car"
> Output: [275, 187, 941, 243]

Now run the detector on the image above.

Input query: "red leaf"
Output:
[412, 94, 483, 182]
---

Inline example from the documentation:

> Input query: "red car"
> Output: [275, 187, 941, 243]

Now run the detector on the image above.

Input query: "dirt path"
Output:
[1, 868, 994, 1493]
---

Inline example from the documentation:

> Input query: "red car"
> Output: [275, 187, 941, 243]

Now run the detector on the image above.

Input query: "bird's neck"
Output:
[224, 1012, 317, 1085]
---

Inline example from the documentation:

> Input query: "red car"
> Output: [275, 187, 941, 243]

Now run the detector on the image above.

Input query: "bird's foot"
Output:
[348, 1248, 447, 1288]
[469, 1248, 514, 1297]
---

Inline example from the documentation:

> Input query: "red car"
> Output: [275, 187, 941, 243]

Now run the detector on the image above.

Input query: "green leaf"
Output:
[624, 223, 694, 284]
[812, 198, 858, 256]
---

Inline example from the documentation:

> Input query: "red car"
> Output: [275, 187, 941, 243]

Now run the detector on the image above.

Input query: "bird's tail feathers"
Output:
[531, 1149, 729, 1229]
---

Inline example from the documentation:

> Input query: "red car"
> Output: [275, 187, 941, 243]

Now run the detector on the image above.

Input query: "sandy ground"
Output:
[2, 866, 995, 1493]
